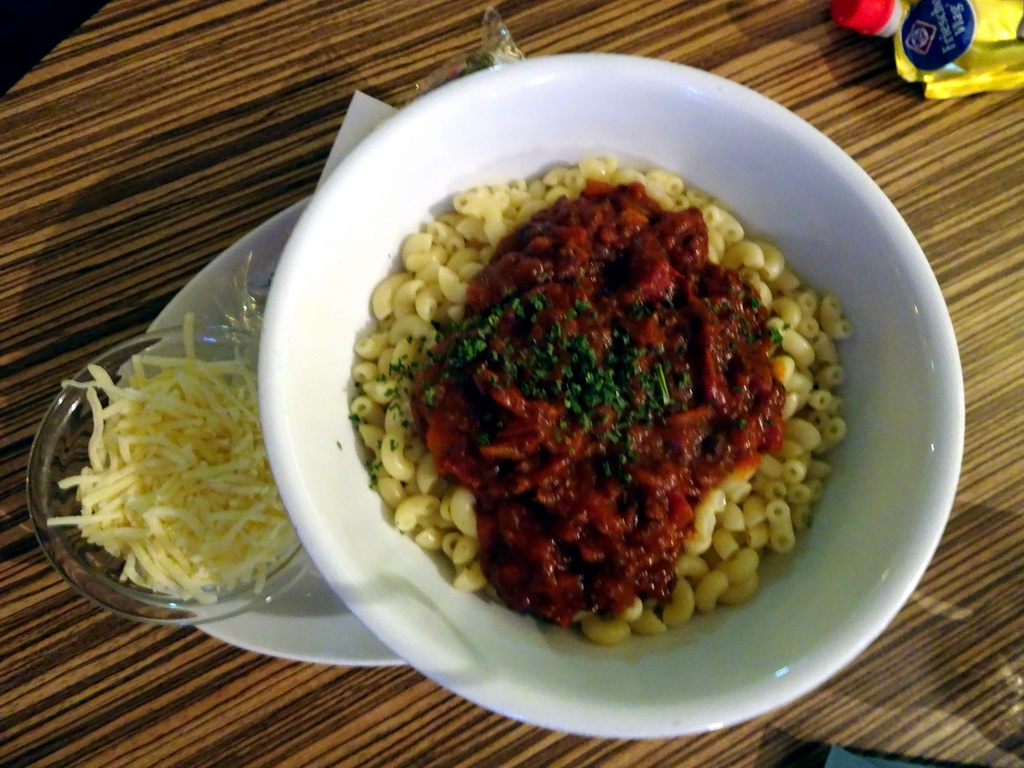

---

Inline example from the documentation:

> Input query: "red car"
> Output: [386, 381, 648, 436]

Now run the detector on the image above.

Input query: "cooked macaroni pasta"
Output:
[350, 157, 850, 645]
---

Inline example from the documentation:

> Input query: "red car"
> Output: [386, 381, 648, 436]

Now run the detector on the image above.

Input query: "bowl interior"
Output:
[260, 54, 963, 736]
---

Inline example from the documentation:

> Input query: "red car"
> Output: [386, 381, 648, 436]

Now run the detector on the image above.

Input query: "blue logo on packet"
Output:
[902, 0, 976, 70]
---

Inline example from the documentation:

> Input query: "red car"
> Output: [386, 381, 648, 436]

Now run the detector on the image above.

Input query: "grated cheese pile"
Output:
[50, 315, 297, 604]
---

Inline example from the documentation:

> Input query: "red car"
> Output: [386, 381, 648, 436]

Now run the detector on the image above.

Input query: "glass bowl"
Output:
[27, 325, 301, 625]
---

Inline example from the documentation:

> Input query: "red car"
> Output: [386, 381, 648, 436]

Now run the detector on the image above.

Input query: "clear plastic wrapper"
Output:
[413, 6, 524, 99]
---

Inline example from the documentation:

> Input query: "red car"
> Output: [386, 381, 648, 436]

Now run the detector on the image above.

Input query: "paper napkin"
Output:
[316, 91, 397, 191]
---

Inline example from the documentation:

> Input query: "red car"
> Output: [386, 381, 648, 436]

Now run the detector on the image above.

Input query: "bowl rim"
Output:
[260, 52, 965, 737]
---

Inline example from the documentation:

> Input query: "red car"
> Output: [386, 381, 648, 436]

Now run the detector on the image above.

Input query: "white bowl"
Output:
[259, 54, 963, 737]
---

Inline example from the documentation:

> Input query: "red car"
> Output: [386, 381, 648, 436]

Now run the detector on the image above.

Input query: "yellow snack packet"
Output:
[832, 0, 1024, 97]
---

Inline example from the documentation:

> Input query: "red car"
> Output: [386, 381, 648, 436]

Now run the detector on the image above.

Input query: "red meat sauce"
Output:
[411, 180, 784, 627]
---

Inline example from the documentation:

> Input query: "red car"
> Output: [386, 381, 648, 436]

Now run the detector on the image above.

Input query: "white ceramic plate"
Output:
[261, 54, 963, 736]
[151, 200, 402, 666]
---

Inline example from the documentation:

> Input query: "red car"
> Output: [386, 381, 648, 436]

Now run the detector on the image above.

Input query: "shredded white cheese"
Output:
[51, 314, 297, 604]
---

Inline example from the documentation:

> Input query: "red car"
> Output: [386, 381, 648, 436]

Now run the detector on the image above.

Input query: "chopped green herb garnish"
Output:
[656, 363, 670, 405]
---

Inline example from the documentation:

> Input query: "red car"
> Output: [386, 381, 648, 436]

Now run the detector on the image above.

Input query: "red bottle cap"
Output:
[831, 0, 898, 36]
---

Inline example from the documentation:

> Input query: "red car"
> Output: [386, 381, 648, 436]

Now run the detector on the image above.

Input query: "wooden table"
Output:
[2, 1, 1022, 765]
